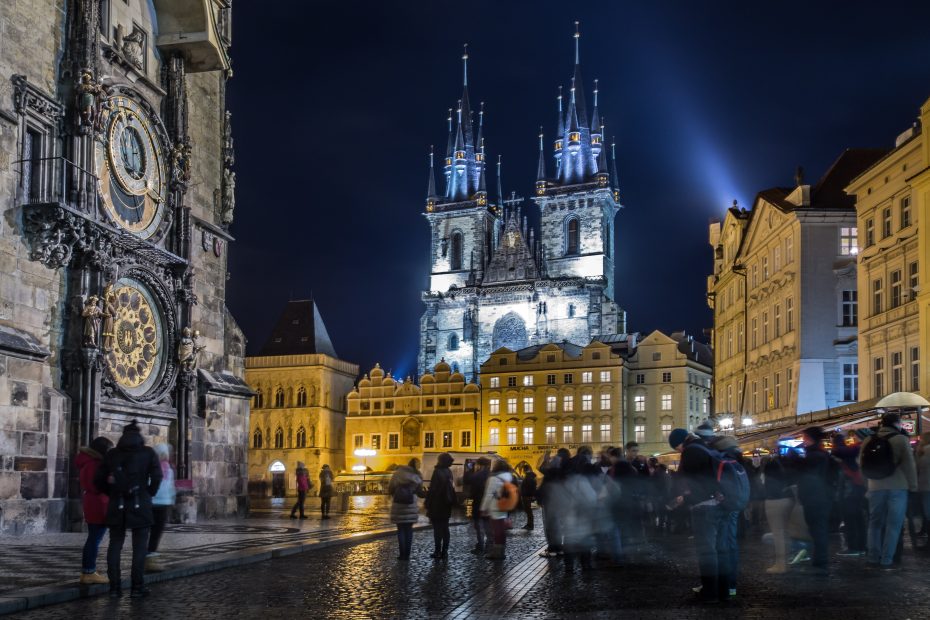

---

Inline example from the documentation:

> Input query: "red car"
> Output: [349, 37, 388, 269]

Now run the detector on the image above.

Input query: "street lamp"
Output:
[741, 416, 753, 428]
[353, 448, 376, 487]
[719, 417, 734, 432]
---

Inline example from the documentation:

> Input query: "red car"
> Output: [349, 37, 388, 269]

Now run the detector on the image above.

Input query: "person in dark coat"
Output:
[788, 426, 833, 572]
[76, 436, 113, 584]
[425, 452, 457, 558]
[463, 456, 491, 554]
[520, 467, 537, 530]
[95, 421, 162, 597]
[831, 431, 867, 556]
[319, 464, 335, 519]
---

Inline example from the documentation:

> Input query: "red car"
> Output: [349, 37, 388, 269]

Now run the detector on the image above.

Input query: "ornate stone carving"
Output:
[169, 136, 193, 193]
[221, 168, 236, 225]
[178, 327, 206, 373]
[100, 283, 117, 353]
[11, 75, 63, 121]
[81, 295, 102, 347]
[222, 111, 235, 167]
[115, 24, 145, 70]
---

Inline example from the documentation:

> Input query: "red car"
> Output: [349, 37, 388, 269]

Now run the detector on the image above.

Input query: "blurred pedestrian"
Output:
[319, 464, 335, 519]
[561, 447, 598, 570]
[537, 448, 570, 557]
[481, 460, 516, 560]
[389, 458, 424, 561]
[762, 454, 795, 573]
[145, 443, 176, 572]
[95, 421, 162, 598]
[290, 462, 311, 519]
[917, 432, 930, 536]
[832, 432, 867, 557]
[464, 456, 491, 554]
[425, 452, 456, 559]
[520, 466, 537, 530]
[76, 436, 113, 585]
[788, 426, 833, 573]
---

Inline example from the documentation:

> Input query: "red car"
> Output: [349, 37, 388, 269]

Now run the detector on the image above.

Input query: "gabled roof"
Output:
[258, 299, 338, 358]
[811, 148, 889, 209]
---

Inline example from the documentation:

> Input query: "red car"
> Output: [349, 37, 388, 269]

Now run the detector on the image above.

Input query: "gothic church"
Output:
[419, 28, 627, 378]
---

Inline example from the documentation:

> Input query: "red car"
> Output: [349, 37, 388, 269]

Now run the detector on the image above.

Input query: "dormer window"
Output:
[455, 150, 465, 160]
[569, 132, 580, 142]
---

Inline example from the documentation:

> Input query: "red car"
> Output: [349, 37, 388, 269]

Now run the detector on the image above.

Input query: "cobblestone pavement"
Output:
[8, 512, 930, 619]
[0, 496, 401, 595]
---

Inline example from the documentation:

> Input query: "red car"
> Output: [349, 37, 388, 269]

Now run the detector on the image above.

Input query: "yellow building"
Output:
[478, 342, 624, 469]
[623, 331, 712, 455]
[708, 150, 885, 425]
[345, 360, 481, 471]
[847, 96, 930, 400]
[246, 300, 358, 497]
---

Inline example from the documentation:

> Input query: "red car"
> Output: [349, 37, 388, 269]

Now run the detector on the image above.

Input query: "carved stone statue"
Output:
[221, 168, 236, 225]
[82, 295, 102, 348]
[76, 70, 100, 127]
[100, 283, 118, 353]
[121, 28, 145, 70]
[170, 136, 192, 190]
[222, 110, 235, 167]
[178, 327, 206, 373]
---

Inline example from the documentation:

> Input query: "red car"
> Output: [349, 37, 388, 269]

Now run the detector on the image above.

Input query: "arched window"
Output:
[448, 333, 459, 351]
[274, 388, 285, 408]
[274, 427, 284, 449]
[566, 218, 580, 255]
[296, 426, 307, 448]
[450, 231, 464, 270]
[253, 390, 264, 409]
[296, 387, 307, 407]
[253, 428, 263, 449]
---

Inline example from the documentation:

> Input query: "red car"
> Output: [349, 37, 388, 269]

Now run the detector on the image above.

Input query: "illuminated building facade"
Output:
[846, 96, 930, 401]
[708, 150, 886, 425]
[345, 360, 481, 472]
[418, 27, 626, 379]
[246, 300, 358, 497]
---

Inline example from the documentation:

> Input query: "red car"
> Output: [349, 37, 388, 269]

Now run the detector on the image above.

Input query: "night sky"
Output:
[225, 1, 930, 378]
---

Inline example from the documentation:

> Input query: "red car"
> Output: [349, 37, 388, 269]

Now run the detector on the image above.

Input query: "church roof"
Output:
[258, 299, 338, 358]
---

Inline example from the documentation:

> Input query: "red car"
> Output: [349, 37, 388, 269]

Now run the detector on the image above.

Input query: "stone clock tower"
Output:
[0, 0, 251, 533]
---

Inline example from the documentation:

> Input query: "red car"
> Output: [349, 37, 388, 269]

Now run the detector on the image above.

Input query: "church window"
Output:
[507, 398, 518, 414]
[253, 390, 264, 409]
[253, 429, 263, 449]
[424, 432, 435, 449]
[546, 395, 557, 412]
[274, 388, 285, 408]
[493, 312, 528, 352]
[489, 398, 500, 414]
[565, 217, 580, 255]
[296, 427, 306, 448]
[448, 333, 459, 351]
[296, 387, 307, 407]
[388, 433, 399, 450]
[563, 395, 574, 412]
[450, 232, 464, 270]
[582, 394, 593, 411]
[274, 427, 284, 449]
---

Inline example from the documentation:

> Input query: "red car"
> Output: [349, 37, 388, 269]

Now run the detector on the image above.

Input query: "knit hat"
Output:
[123, 420, 141, 435]
[668, 428, 690, 449]
[695, 422, 716, 439]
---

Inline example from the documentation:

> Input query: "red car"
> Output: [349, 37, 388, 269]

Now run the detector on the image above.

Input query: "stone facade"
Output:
[0, 0, 250, 533]
[708, 150, 886, 426]
[245, 300, 358, 497]
[846, 97, 930, 401]
[418, 35, 626, 380]
[345, 361, 481, 472]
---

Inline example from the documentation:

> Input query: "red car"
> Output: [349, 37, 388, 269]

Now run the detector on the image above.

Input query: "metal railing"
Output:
[13, 156, 100, 215]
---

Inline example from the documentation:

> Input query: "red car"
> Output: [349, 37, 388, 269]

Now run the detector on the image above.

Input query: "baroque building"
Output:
[345, 360, 481, 472]
[418, 28, 626, 380]
[846, 95, 930, 401]
[479, 341, 624, 470]
[246, 300, 358, 497]
[0, 0, 250, 533]
[707, 150, 886, 426]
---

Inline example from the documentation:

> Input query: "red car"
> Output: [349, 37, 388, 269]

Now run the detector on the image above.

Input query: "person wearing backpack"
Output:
[668, 428, 742, 604]
[787, 426, 833, 573]
[388, 458, 424, 561]
[480, 460, 516, 560]
[463, 456, 492, 554]
[859, 412, 918, 569]
[832, 431, 868, 557]
[94, 421, 162, 598]
[425, 452, 457, 559]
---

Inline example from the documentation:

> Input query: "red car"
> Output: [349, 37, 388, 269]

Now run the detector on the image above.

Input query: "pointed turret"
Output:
[610, 136, 620, 200]
[556, 22, 597, 185]
[536, 127, 547, 195]
[443, 108, 453, 196]
[554, 86, 565, 179]
[426, 146, 438, 208]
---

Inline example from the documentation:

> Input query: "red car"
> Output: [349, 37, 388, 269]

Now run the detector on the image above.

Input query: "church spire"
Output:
[496, 155, 504, 210]
[426, 145, 437, 203]
[536, 127, 547, 196]
[557, 21, 595, 185]
[610, 136, 620, 199]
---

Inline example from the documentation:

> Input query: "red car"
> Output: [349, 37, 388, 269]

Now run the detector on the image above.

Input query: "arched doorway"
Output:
[269, 460, 286, 498]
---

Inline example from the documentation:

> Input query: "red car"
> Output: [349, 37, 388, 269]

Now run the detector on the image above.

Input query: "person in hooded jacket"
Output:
[463, 456, 491, 554]
[389, 458, 424, 561]
[788, 426, 833, 572]
[145, 443, 176, 572]
[76, 436, 113, 585]
[95, 421, 162, 598]
[520, 467, 537, 530]
[425, 452, 456, 559]
[480, 460, 514, 559]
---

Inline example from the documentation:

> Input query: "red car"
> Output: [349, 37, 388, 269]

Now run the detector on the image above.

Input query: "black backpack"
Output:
[861, 433, 899, 480]
[110, 452, 143, 510]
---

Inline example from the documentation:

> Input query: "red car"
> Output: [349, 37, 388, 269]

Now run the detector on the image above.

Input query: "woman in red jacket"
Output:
[76, 436, 113, 584]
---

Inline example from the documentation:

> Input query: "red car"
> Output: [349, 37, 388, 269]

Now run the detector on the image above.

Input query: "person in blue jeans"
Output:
[669, 428, 736, 604]
[860, 413, 917, 569]
[76, 436, 113, 584]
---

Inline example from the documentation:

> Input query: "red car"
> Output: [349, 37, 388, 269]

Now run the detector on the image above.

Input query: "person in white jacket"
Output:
[480, 460, 514, 559]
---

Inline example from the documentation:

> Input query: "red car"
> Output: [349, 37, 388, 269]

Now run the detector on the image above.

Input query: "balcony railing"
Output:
[14, 155, 99, 216]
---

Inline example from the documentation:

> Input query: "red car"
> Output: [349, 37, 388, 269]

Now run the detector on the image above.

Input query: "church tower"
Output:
[535, 23, 621, 301]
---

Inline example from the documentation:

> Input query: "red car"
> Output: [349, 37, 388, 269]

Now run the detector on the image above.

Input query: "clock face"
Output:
[104, 278, 164, 396]
[95, 96, 167, 238]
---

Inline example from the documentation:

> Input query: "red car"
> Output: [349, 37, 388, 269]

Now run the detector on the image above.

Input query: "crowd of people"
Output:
[385, 412, 930, 606]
